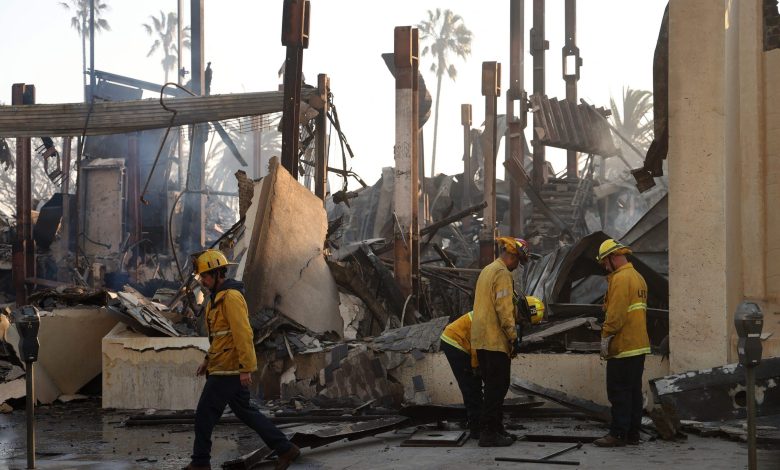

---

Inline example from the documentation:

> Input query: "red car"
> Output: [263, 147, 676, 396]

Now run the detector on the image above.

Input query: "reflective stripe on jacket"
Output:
[601, 263, 651, 359]
[205, 284, 257, 375]
[441, 311, 478, 367]
[471, 258, 517, 356]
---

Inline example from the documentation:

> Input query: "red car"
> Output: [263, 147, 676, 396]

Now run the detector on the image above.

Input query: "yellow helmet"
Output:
[497, 236, 530, 261]
[193, 249, 237, 275]
[525, 296, 545, 325]
[596, 239, 632, 263]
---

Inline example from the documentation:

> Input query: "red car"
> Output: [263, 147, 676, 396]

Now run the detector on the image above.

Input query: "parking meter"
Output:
[734, 301, 763, 366]
[14, 306, 40, 363]
[13, 305, 40, 469]
[734, 301, 763, 470]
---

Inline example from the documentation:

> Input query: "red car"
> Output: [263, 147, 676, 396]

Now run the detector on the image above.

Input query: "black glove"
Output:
[512, 325, 523, 355]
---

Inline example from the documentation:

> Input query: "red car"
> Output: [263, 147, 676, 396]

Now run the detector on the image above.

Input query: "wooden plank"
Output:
[0, 89, 314, 137]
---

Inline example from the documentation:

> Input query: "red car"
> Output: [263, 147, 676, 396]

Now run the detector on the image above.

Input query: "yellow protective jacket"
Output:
[471, 258, 517, 356]
[440, 312, 479, 367]
[204, 279, 258, 375]
[601, 263, 651, 359]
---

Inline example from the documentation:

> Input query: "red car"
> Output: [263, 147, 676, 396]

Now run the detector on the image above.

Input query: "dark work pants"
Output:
[440, 341, 483, 429]
[192, 375, 292, 466]
[606, 354, 646, 439]
[476, 349, 510, 432]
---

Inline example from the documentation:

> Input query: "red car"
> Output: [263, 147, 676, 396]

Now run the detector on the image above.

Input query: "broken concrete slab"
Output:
[370, 317, 449, 353]
[338, 292, 367, 341]
[6, 306, 116, 396]
[242, 157, 342, 335]
[650, 356, 780, 422]
[102, 323, 209, 410]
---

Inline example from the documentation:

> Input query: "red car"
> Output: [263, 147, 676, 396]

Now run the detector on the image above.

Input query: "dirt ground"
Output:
[1, 399, 779, 469]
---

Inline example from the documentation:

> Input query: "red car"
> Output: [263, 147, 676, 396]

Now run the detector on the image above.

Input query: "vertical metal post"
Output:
[393, 26, 415, 304]
[176, 0, 185, 192]
[25, 360, 35, 469]
[530, 0, 548, 190]
[127, 133, 141, 279]
[746, 365, 757, 470]
[182, 0, 206, 254]
[461, 104, 472, 210]
[281, 0, 310, 178]
[12, 84, 34, 306]
[508, 0, 525, 236]
[480, 62, 501, 268]
[89, 0, 95, 102]
[563, 0, 580, 179]
[61, 137, 72, 254]
[315, 74, 330, 202]
[411, 31, 421, 308]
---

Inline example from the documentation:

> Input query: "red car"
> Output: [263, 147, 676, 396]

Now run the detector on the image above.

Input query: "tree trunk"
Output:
[431, 72, 443, 176]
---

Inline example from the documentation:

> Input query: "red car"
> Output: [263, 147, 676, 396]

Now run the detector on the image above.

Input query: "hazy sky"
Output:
[1, 0, 667, 189]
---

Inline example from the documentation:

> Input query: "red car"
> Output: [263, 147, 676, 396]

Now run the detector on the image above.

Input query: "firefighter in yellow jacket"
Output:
[440, 297, 544, 440]
[185, 250, 299, 470]
[593, 239, 651, 448]
[471, 237, 530, 447]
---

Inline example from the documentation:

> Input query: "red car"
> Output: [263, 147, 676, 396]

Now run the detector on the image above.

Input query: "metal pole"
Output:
[461, 104, 472, 210]
[393, 26, 415, 303]
[508, 0, 525, 236]
[12, 84, 34, 306]
[182, 0, 206, 254]
[480, 62, 501, 267]
[61, 137, 72, 256]
[315, 74, 330, 202]
[25, 361, 35, 469]
[411, 30, 421, 309]
[746, 365, 757, 470]
[563, 0, 579, 179]
[280, 0, 310, 179]
[89, 0, 95, 102]
[531, 0, 548, 190]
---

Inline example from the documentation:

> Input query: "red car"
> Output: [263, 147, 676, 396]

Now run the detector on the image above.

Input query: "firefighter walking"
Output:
[184, 250, 300, 470]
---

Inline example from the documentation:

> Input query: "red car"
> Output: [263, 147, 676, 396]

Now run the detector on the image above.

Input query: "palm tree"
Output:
[60, 0, 111, 102]
[609, 87, 654, 164]
[418, 9, 473, 176]
[143, 11, 191, 84]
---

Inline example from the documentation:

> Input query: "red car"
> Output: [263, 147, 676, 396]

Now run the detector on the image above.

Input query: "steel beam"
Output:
[393, 26, 416, 304]
[314, 74, 330, 201]
[480, 62, 501, 268]
[182, 0, 206, 254]
[410, 32, 421, 308]
[507, 0, 526, 236]
[12, 84, 34, 306]
[563, 0, 580, 179]
[61, 137, 72, 254]
[281, 0, 310, 178]
[461, 104, 472, 211]
[531, 0, 548, 190]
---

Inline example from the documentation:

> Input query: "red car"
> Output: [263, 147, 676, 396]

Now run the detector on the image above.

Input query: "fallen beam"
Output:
[510, 377, 610, 423]
[0, 89, 314, 137]
[222, 416, 409, 469]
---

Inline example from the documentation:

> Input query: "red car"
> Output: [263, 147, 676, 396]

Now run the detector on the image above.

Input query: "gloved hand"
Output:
[512, 337, 522, 356]
[600, 335, 614, 359]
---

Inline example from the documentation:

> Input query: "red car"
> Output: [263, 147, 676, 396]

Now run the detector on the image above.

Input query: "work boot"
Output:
[274, 444, 301, 470]
[626, 433, 641, 445]
[182, 464, 211, 470]
[498, 424, 519, 441]
[478, 430, 514, 447]
[593, 434, 626, 447]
